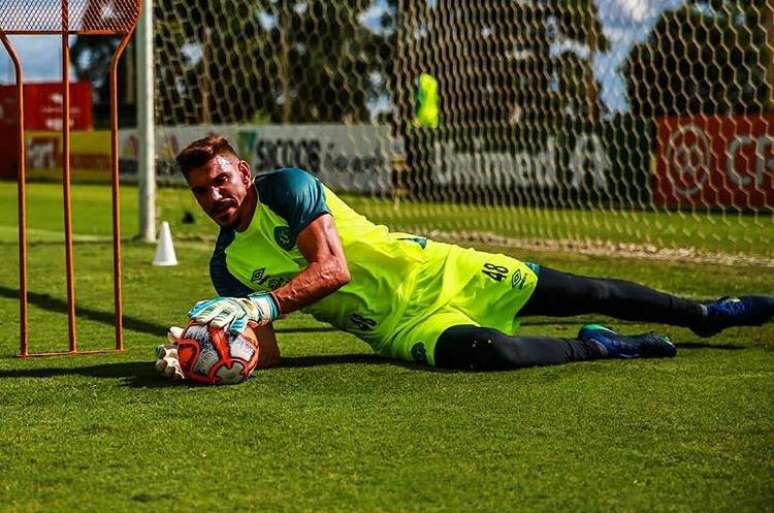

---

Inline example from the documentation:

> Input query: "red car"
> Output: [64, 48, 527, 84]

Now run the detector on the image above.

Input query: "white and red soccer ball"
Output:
[175, 321, 261, 385]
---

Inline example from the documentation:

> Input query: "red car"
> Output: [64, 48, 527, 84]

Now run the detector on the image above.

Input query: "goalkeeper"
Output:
[172, 135, 774, 371]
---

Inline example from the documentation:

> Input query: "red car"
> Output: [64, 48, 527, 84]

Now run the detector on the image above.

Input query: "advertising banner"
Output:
[430, 133, 612, 192]
[120, 124, 397, 193]
[237, 125, 394, 194]
[119, 125, 237, 185]
[0, 82, 94, 178]
[22, 130, 111, 182]
[0, 82, 93, 131]
[0, 124, 395, 190]
[655, 115, 774, 208]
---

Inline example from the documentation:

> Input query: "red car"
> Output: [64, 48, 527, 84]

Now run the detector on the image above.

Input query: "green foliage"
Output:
[622, 2, 770, 116]
[152, 0, 393, 124]
[396, 0, 610, 154]
[70, 36, 136, 128]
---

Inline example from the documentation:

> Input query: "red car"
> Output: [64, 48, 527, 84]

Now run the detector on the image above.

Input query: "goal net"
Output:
[146, 0, 773, 262]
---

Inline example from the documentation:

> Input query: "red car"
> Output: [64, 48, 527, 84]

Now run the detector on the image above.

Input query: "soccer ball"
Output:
[175, 321, 261, 385]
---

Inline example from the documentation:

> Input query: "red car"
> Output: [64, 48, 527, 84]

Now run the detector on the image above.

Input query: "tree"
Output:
[392, 0, 610, 201]
[73, 0, 394, 125]
[394, 0, 609, 135]
[552, 0, 610, 123]
[621, 1, 770, 116]
[151, 0, 393, 124]
[71, 36, 121, 125]
[70, 0, 143, 127]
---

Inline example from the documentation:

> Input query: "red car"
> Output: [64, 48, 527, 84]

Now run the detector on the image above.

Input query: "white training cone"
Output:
[153, 221, 178, 266]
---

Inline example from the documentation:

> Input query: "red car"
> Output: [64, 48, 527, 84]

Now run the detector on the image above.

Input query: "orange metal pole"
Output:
[109, 32, 136, 352]
[61, 0, 78, 353]
[4, 0, 138, 358]
[0, 33, 29, 357]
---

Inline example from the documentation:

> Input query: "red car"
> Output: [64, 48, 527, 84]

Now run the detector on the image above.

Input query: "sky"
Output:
[0, 0, 688, 115]
[592, 0, 685, 113]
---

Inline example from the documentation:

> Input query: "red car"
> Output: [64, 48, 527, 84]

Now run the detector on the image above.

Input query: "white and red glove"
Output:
[154, 326, 185, 381]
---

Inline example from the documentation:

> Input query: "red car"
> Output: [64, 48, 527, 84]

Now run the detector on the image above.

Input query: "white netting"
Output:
[149, 0, 774, 260]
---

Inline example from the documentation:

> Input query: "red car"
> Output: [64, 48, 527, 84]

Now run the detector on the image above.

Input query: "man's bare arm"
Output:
[187, 214, 349, 332]
[270, 213, 351, 314]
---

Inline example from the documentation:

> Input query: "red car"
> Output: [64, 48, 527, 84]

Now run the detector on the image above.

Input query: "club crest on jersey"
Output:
[511, 269, 526, 289]
[274, 226, 294, 250]
[250, 267, 266, 284]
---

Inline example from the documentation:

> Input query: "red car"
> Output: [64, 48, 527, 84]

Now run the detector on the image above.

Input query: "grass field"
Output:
[0, 182, 772, 513]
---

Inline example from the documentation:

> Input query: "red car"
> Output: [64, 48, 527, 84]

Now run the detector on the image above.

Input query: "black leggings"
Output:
[435, 325, 602, 371]
[520, 266, 705, 324]
[435, 266, 705, 370]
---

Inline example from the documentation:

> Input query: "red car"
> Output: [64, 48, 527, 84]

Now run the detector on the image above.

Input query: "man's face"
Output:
[187, 154, 252, 229]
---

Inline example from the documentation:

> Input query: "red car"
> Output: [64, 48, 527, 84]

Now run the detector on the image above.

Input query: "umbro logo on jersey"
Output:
[274, 226, 294, 250]
[511, 269, 526, 289]
[251, 268, 266, 284]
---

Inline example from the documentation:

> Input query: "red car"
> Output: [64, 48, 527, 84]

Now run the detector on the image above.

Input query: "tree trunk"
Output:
[200, 27, 212, 124]
[584, 0, 599, 123]
[279, 3, 291, 123]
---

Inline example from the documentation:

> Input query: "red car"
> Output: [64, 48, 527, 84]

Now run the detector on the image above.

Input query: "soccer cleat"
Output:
[692, 295, 774, 338]
[578, 324, 676, 359]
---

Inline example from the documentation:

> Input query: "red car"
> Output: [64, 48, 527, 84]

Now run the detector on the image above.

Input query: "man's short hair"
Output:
[176, 135, 239, 177]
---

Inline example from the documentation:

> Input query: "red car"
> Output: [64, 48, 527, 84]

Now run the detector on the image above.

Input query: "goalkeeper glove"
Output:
[154, 326, 185, 381]
[187, 292, 279, 334]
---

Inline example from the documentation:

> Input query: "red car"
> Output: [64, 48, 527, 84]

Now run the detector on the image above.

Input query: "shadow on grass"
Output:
[0, 285, 167, 338]
[0, 353, 425, 388]
[281, 353, 391, 367]
[0, 361, 167, 387]
[0, 339, 748, 390]
[0, 285, 338, 338]
[674, 341, 745, 350]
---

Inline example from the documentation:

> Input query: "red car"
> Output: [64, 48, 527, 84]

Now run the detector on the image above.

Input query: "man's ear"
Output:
[238, 160, 252, 184]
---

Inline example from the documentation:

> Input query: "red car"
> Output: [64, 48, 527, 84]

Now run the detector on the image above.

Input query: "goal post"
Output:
[138, 0, 773, 261]
[137, 0, 155, 242]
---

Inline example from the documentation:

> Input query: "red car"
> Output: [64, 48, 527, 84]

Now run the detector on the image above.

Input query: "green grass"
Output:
[1, 183, 771, 257]
[0, 183, 772, 513]
[345, 195, 774, 259]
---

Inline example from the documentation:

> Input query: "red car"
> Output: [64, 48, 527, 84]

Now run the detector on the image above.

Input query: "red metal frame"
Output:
[0, 32, 28, 355]
[0, 0, 140, 357]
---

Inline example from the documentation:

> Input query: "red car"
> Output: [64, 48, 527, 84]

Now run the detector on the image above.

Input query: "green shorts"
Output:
[381, 244, 539, 366]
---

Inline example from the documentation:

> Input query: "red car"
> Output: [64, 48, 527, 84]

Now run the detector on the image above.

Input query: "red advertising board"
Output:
[655, 115, 774, 209]
[0, 81, 93, 130]
[0, 81, 93, 178]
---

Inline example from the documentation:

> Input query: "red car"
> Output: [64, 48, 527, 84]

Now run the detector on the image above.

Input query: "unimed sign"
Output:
[655, 115, 774, 209]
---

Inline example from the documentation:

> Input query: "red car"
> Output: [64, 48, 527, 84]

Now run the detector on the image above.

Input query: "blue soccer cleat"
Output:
[692, 295, 774, 338]
[578, 324, 677, 359]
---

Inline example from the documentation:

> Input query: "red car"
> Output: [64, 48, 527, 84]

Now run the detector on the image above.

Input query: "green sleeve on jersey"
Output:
[210, 228, 254, 296]
[254, 168, 330, 241]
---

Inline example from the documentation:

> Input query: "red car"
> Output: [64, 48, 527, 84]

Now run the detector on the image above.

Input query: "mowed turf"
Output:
[0, 183, 772, 513]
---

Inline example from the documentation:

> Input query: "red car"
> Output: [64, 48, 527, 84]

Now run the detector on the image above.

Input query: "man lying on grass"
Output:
[156, 135, 774, 378]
